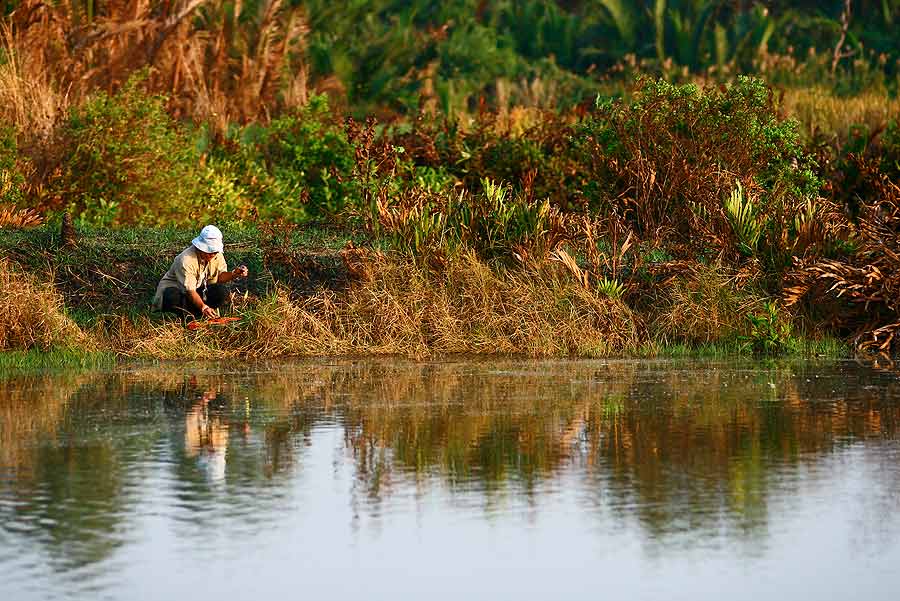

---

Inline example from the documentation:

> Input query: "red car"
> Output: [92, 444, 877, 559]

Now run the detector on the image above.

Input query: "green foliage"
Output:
[298, 0, 900, 114]
[51, 76, 250, 226]
[221, 95, 358, 221]
[724, 181, 765, 256]
[578, 77, 820, 245]
[372, 178, 567, 263]
[740, 302, 796, 355]
[452, 179, 565, 260]
[596, 276, 626, 299]
[0, 348, 113, 375]
[58, 78, 194, 224]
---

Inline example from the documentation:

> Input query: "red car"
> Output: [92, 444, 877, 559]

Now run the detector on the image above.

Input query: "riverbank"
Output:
[0, 224, 849, 363]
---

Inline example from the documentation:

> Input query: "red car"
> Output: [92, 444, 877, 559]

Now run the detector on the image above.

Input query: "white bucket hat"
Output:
[192, 225, 224, 254]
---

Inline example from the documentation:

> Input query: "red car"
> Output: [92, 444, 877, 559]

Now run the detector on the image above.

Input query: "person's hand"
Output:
[232, 265, 249, 279]
[201, 305, 218, 319]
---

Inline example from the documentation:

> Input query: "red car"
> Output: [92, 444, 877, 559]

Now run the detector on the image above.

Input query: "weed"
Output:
[724, 182, 765, 257]
[596, 276, 626, 299]
[740, 302, 796, 355]
[0, 259, 90, 351]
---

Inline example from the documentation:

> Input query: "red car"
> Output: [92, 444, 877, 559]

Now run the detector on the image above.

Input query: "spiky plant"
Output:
[724, 181, 765, 256]
[0, 203, 42, 228]
[596, 276, 626, 299]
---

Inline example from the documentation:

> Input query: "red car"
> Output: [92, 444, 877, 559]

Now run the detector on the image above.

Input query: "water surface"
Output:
[1, 358, 899, 600]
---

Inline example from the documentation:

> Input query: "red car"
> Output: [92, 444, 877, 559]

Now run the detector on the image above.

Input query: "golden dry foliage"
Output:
[0, 259, 89, 351]
[0, 23, 68, 145]
[652, 262, 767, 346]
[784, 169, 900, 351]
[783, 87, 900, 142]
[0, 204, 42, 228]
[2, 0, 308, 135]
[106, 251, 640, 359]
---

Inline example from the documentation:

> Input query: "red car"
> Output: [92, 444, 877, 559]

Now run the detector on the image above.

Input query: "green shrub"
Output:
[47, 76, 255, 226]
[372, 178, 568, 263]
[740, 301, 797, 355]
[221, 95, 358, 222]
[51, 77, 212, 226]
[575, 77, 821, 246]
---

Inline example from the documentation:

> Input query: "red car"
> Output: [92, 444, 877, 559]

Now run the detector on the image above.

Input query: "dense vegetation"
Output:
[2, 1, 900, 359]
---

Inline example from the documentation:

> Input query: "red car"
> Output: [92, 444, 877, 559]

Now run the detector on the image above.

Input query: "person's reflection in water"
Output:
[183, 386, 230, 483]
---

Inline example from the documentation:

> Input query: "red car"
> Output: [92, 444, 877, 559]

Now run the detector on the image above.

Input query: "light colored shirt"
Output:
[153, 245, 228, 309]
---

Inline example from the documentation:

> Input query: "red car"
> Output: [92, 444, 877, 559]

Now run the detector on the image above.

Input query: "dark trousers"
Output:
[161, 284, 228, 319]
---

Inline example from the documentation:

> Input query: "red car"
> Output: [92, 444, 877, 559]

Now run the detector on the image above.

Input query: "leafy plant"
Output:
[740, 301, 795, 354]
[370, 178, 568, 263]
[222, 95, 358, 222]
[723, 181, 765, 256]
[576, 77, 820, 256]
[596, 276, 626, 299]
[51, 76, 206, 225]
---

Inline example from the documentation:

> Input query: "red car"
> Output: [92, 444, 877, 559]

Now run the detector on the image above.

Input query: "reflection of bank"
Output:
[184, 390, 229, 482]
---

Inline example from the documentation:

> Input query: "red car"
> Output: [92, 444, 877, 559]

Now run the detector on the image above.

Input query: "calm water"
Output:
[1, 359, 900, 600]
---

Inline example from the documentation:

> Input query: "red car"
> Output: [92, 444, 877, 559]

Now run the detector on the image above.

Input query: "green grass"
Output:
[639, 336, 850, 359]
[0, 222, 360, 316]
[0, 348, 115, 376]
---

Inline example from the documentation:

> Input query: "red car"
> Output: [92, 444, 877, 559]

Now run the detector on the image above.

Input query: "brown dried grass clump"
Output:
[651, 262, 767, 346]
[109, 252, 640, 359]
[0, 23, 68, 146]
[327, 251, 640, 356]
[0, 259, 89, 351]
[0, 204, 42, 228]
[784, 165, 900, 351]
[3, 0, 308, 136]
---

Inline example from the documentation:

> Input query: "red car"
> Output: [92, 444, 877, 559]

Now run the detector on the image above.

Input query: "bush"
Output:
[740, 301, 796, 355]
[47, 76, 251, 226]
[370, 179, 568, 263]
[575, 77, 821, 252]
[221, 96, 359, 222]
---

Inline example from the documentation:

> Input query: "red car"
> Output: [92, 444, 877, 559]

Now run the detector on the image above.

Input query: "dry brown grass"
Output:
[0, 259, 90, 351]
[0, 204, 42, 228]
[0, 23, 68, 146]
[651, 262, 767, 346]
[784, 171, 900, 351]
[783, 87, 900, 142]
[2, 0, 308, 136]
[105, 251, 641, 359]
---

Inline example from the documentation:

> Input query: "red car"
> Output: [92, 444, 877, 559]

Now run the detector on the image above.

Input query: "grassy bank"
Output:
[0, 224, 850, 361]
[0, 348, 114, 373]
[2, 8, 899, 363]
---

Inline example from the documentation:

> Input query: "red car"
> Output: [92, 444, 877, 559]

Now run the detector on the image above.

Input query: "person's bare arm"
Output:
[217, 265, 249, 284]
[187, 289, 217, 318]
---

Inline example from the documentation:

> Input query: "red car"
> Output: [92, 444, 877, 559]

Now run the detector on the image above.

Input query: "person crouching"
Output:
[153, 225, 248, 319]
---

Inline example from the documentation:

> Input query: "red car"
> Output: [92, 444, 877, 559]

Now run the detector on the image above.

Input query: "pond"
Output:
[1, 359, 899, 600]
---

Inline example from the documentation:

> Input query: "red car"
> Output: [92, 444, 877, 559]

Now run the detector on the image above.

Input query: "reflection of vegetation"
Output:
[2, 360, 899, 566]
[0, 371, 157, 568]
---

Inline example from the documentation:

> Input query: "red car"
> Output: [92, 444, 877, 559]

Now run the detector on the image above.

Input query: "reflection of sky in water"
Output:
[1, 359, 899, 600]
